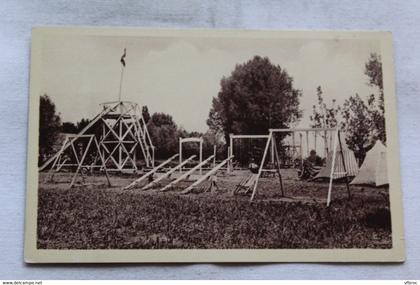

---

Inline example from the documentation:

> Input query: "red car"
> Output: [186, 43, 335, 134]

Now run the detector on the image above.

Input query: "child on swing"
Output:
[299, 149, 323, 179]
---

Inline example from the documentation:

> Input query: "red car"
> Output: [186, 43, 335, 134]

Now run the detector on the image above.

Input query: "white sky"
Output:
[40, 34, 381, 133]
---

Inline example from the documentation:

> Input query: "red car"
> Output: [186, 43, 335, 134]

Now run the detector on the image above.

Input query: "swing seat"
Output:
[233, 173, 258, 195]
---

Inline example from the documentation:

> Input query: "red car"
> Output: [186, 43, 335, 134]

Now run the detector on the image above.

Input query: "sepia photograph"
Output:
[24, 28, 404, 262]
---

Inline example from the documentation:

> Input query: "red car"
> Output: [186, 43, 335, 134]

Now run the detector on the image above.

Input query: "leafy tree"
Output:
[76, 118, 91, 132]
[365, 53, 383, 98]
[202, 130, 226, 159]
[61, 122, 78, 133]
[207, 56, 302, 143]
[341, 94, 373, 163]
[147, 113, 179, 158]
[142, 106, 151, 124]
[365, 53, 385, 143]
[310, 86, 340, 129]
[340, 53, 386, 164]
[39, 95, 61, 165]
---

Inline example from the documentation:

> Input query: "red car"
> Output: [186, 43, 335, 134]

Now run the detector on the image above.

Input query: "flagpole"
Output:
[118, 66, 124, 102]
[118, 48, 126, 103]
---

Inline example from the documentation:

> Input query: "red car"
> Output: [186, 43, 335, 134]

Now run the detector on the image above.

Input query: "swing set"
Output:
[249, 128, 352, 206]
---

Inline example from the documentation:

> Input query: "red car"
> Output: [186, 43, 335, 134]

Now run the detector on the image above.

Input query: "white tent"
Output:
[350, 140, 388, 186]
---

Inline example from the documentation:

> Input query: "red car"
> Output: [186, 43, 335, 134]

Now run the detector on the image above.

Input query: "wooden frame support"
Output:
[179, 137, 203, 175]
[40, 100, 155, 175]
[182, 155, 234, 194]
[141, 155, 196, 190]
[250, 127, 350, 206]
[326, 130, 351, 206]
[123, 154, 179, 190]
[250, 131, 273, 201]
[39, 106, 115, 171]
[229, 134, 270, 172]
[160, 155, 215, 192]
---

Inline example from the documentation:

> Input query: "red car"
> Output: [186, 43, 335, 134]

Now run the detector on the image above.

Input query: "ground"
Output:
[37, 169, 392, 249]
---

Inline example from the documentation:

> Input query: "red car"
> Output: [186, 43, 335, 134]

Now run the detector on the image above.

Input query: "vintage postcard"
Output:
[25, 27, 404, 262]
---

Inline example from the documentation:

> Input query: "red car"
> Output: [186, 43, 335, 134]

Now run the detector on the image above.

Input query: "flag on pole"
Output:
[120, 48, 126, 67]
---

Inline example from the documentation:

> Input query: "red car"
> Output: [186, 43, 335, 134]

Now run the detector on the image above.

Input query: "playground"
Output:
[37, 46, 392, 250]
[37, 110, 392, 249]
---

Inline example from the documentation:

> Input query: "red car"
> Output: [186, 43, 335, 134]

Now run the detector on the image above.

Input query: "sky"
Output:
[40, 33, 381, 133]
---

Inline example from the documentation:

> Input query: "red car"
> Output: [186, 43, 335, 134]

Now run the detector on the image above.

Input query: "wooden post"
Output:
[324, 130, 328, 158]
[69, 136, 94, 188]
[292, 132, 296, 158]
[270, 137, 275, 165]
[338, 131, 351, 199]
[327, 129, 339, 206]
[329, 131, 333, 155]
[306, 130, 309, 157]
[227, 146, 231, 173]
[179, 138, 182, 174]
[199, 138, 203, 176]
[229, 134, 233, 173]
[93, 137, 111, 186]
[272, 135, 284, 197]
[299, 133, 303, 161]
[213, 145, 216, 168]
[250, 131, 273, 201]
[119, 119, 122, 171]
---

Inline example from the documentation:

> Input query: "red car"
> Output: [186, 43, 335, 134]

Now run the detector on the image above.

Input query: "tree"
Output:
[365, 53, 383, 97]
[310, 86, 340, 129]
[341, 94, 373, 163]
[142, 106, 151, 124]
[365, 53, 385, 143]
[61, 122, 78, 133]
[147, 113, 179, 158]
[340, 53, 386, 164]
[207, 56, 302, 143]
[202, 129, 226, 158]
[39, 95, 61, 165]
[76, 118, 90, 132]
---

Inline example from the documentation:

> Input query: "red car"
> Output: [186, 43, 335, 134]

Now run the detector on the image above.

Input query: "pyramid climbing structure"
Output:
[350, 140, 388, 186]
[100, 101, 154, 171]
[40, 101, 155, 174]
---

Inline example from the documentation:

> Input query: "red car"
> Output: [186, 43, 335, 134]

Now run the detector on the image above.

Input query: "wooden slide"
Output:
[181, 155, 234, 194]
[123, 154, 179, 190]
[141, 155, 196, 190]
[160, 155, 215, 192]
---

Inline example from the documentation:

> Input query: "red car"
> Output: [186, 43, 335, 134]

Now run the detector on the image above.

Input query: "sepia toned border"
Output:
[24, 27, 405, 263]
